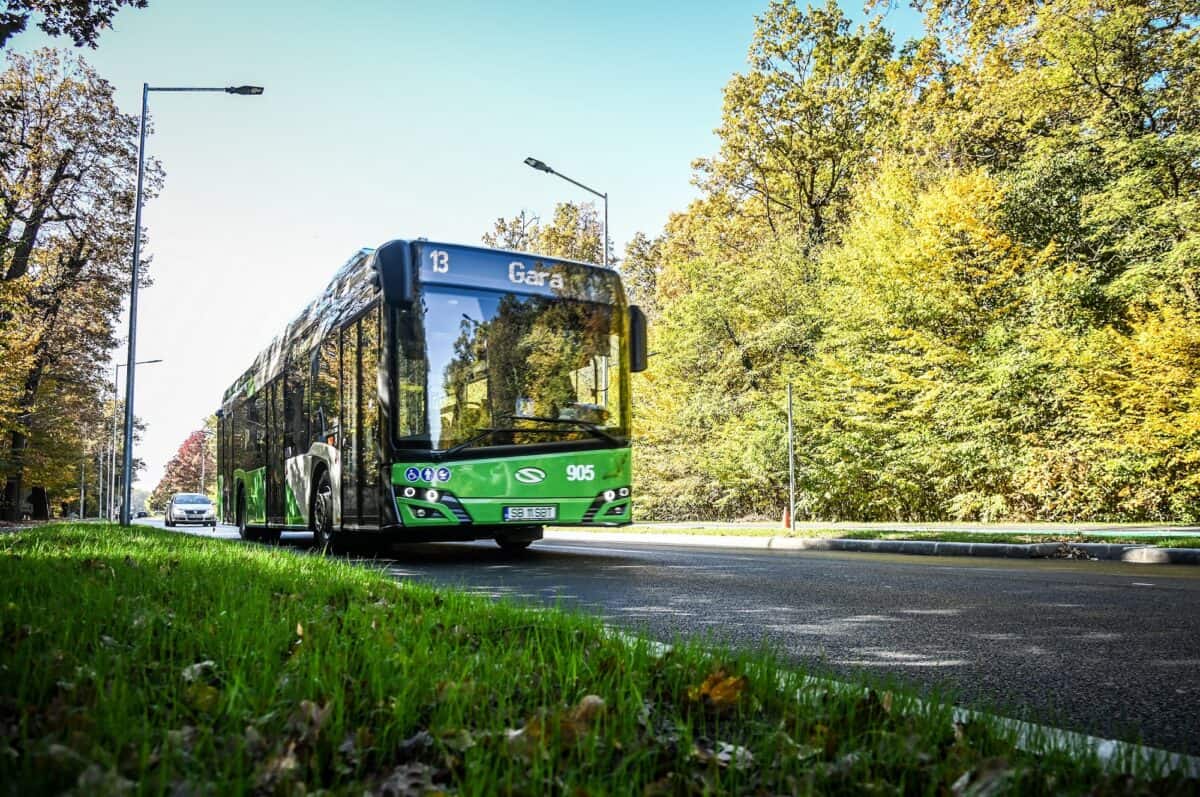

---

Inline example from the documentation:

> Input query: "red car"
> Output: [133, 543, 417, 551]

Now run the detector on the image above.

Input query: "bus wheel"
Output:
[496, 538, 533, 553]
[312, 471, 336, 553]
[237, 489, 253, 541]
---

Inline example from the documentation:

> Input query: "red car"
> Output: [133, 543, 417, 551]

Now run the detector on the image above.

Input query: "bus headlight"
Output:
[424, 489, 440, 502]
[603, 490, 616, 502]
[403, 487, 416, 498]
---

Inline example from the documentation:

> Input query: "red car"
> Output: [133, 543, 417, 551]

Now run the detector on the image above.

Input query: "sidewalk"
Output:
[607, 520, 1200, 536]
[547, 526, 1200, 565]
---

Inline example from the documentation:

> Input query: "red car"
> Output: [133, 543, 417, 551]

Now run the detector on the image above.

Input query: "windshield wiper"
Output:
[444, 427, 507, 455]
[502, 414, 622, 446]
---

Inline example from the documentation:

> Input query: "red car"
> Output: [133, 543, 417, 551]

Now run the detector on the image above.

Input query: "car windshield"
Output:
[174, 494, 210, 504]
[411, 287, 627, 451]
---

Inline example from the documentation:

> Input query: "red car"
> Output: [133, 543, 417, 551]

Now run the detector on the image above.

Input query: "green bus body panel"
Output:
[285, 482, 305, 526]
[391, 448, 632, 527]
[233, 467, 267, 524]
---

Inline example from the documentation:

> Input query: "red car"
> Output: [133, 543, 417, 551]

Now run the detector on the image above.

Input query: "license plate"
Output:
[503, 505, 557, 522]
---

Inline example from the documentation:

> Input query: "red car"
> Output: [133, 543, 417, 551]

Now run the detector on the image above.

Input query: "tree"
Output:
[695, 0, 894, 249]
[0, 50, 162, 519]
[149, 427, 213, 511]
[1, 0, 149, 51]
[483, 202, 605, 265]
[620, 232, 663, 317]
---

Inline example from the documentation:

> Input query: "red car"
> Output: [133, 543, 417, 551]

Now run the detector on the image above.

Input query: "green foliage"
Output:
[0, 0, 149, 50]
[696, 0, 894, 248]
[626, 0, 1200, 521]
[483, 201, 605, 264]
[0, 49, 160, 517]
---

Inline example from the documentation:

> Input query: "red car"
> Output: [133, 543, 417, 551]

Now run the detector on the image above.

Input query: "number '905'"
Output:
[566, 464, 595, 481]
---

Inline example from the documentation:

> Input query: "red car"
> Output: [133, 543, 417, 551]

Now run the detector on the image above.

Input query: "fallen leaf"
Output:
[180, 661, 217, 685]
[691, 738, 754, 770]
[255, 742, 299, 793]
[243, 725, 266, 760]
[286, 700, 331, 744]
[504, 714, 548, 759]
[69, 763, 133, 796]
[184, 683, 220, 714]
[560, 694, 606, 744]
[952, 757, 1016, 797]
[396, 730, 435, 762]
[687, 668, 748, 714]
[373, 762, 437, 797]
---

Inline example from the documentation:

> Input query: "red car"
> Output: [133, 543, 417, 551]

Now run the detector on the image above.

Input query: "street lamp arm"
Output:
[523, 155, 609, 267]
[549, 170, 606, 201]
[147, 87, 264, 95]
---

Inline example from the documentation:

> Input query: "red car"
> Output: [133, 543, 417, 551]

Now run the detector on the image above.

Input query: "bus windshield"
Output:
[416, 286, 627, 451]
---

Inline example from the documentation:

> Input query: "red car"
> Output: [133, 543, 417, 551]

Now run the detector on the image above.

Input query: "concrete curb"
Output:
[544, 531, 1200, 564]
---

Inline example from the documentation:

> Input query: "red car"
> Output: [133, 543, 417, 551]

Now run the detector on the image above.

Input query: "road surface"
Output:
[146, 520, 1200, 754]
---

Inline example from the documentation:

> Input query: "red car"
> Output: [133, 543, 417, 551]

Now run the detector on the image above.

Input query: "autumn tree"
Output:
[0, 49, 162, 519]
[483, 202, 605, 265]
[0, 0, 149, 50]
[695, 0, 894, 249]
[148, 426, 214, 511]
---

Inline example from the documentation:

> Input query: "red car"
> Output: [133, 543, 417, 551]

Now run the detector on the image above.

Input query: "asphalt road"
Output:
[148, 520, 1200, 755]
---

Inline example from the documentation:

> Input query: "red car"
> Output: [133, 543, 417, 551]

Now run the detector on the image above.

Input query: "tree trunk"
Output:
[2, 428, 27, 521]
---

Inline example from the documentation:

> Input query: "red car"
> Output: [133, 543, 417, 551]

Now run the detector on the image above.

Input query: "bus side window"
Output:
[284, 354, 308, 457]
[312, 334, 340, 445]
[248, 390, 266, 466]
[235, 398, 252, 473]
[393, 305, 426, 439]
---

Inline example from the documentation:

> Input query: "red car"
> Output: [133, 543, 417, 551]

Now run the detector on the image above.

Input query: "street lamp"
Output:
[107, 358, 162, 520]
[523, 156, 609, 268]
[119, 83, 263, 526]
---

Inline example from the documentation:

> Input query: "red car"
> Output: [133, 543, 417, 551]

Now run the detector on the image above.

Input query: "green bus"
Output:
[215, 240, 647, 551]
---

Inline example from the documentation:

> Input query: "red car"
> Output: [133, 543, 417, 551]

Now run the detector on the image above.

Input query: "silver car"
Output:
[165, 493, 216, 527]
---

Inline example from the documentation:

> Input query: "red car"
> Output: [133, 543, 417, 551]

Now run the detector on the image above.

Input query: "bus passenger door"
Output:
[359, 307, 381, 524]
[340, 322, 360, 525]
[267, 379, 286, 525]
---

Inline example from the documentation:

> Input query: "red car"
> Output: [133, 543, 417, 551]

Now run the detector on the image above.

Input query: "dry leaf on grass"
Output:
[687, 668, 748, 714]
[505, 694, 607, 757]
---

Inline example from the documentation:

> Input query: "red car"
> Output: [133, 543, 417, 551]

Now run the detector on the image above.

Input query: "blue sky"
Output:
[13, 0, 923, 489]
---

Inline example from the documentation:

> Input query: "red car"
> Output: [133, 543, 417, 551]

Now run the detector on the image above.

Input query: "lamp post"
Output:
[523, 157, 608, 268]
[108, 358, 161, 520]
[119, 83, 263, 526]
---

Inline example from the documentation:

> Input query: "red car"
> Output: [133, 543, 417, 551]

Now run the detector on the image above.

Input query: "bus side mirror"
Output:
[630, 305, 648, 373]
[376, 240, 415, 305]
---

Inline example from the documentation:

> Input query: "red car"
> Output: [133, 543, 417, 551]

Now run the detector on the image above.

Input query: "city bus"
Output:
[214, 240, 647, 551]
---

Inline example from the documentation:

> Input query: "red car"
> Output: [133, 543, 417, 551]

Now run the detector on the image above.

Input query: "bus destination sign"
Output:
[415, 242, 618, 304]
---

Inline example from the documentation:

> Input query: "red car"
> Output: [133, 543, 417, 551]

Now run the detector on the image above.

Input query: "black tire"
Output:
[496, 538, 533, 552]
[312, 470, 336, 553]
[165, 519, 174, 528]
[236, 488, 255, 541]
[208, 521, 217, 528]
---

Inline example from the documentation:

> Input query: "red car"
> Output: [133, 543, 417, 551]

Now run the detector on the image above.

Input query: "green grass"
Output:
[571, 525, 1200, 548]
[0, 524, 1192, 795]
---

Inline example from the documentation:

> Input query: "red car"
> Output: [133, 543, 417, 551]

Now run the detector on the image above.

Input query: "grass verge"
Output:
[569, 525, 1200, 548]
[1, 524, 1193, 795]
